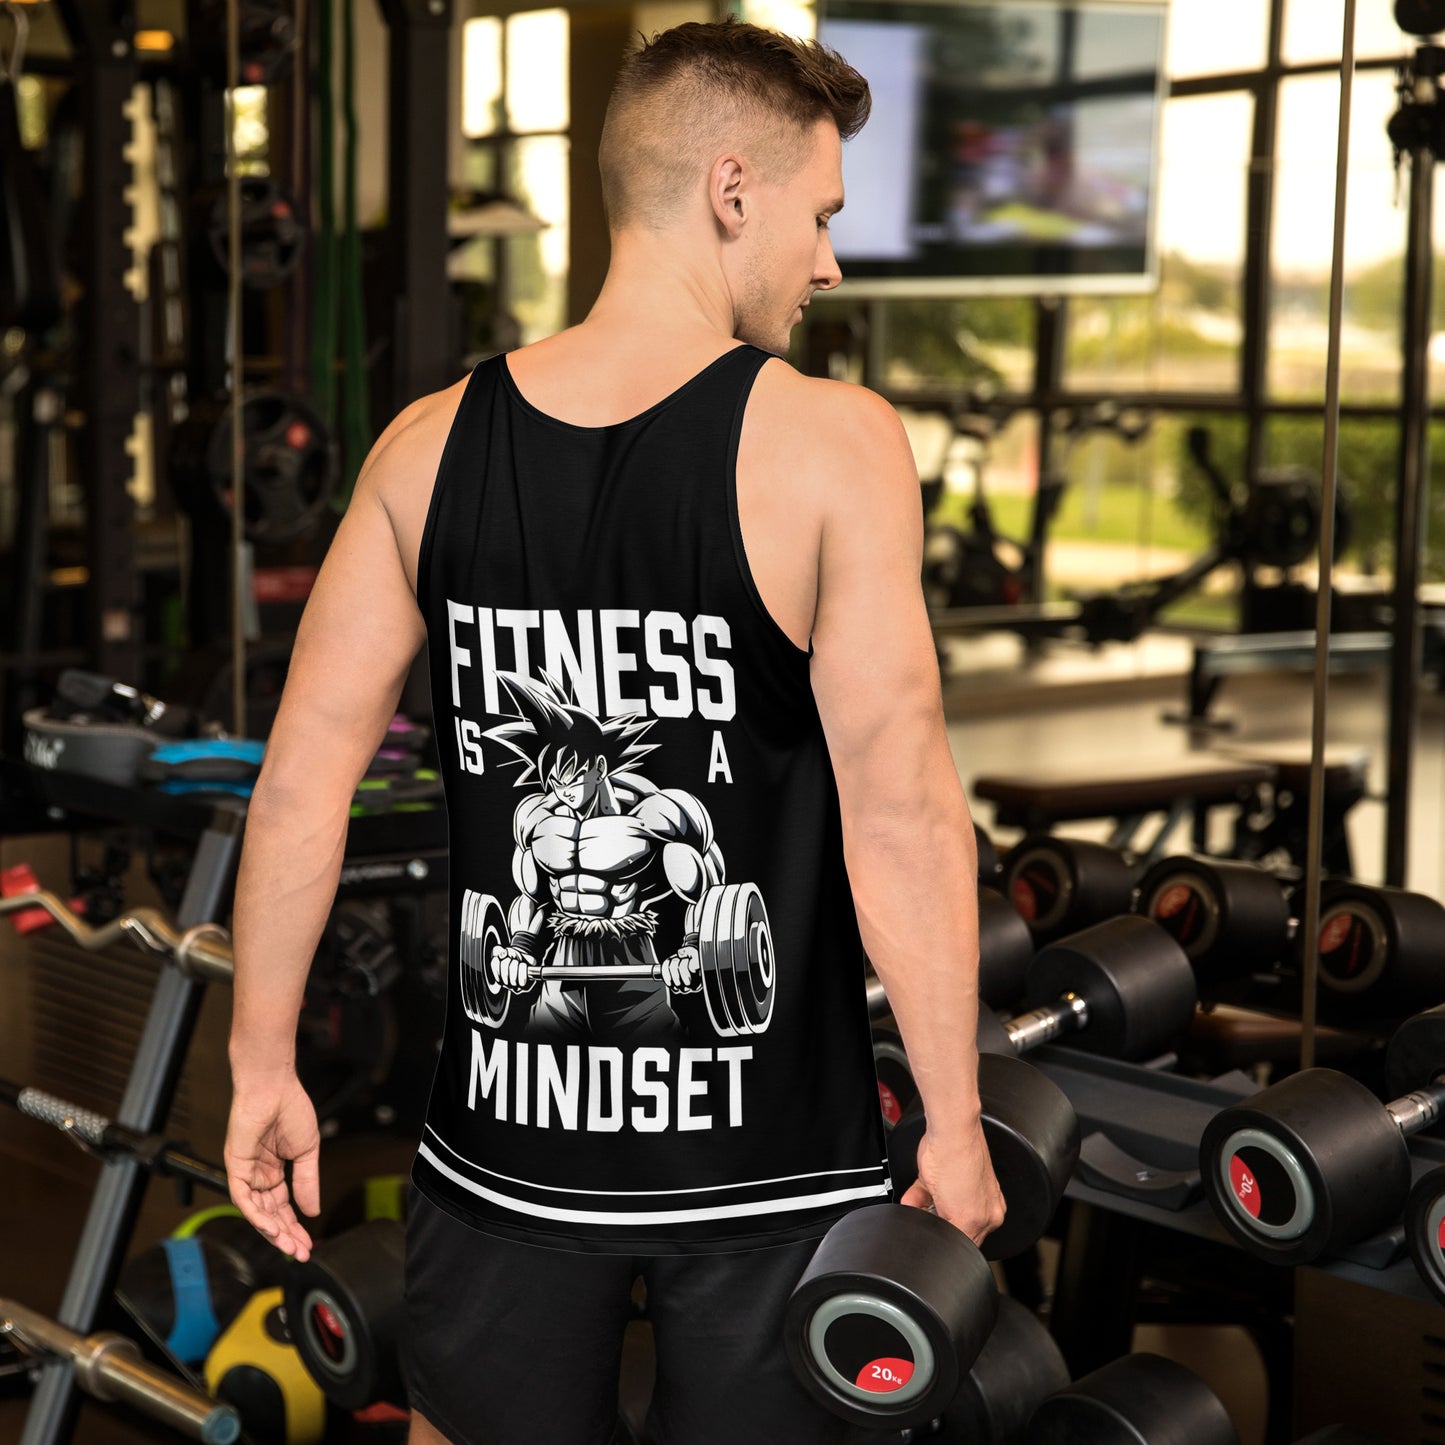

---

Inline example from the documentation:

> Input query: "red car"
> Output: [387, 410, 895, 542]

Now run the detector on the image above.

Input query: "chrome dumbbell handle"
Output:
[1004, 992, 1090, 1055]
[1387, 1079, 1445, 1139]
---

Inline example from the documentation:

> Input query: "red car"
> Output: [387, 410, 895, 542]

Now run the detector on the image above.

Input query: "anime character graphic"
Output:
[457, 671, 775, 1045]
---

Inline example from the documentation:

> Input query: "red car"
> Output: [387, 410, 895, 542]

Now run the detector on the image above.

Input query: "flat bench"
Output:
[972, 758, 1278, 863]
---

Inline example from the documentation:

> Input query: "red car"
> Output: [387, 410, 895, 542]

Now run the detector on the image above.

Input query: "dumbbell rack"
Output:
[0, 755, 448, 1445]
[1030, 1044, 1445, 1444]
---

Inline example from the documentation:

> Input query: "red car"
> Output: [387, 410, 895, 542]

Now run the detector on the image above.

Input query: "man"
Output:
[225, 18, 1004, 1445]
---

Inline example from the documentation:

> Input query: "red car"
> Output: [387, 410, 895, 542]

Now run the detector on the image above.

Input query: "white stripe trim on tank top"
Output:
[418, 1142, 891, 1225]
[422, 1123, 887, 1199]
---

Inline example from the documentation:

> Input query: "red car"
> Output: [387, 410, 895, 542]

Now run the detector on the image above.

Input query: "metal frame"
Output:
[51, 0, 142, 686]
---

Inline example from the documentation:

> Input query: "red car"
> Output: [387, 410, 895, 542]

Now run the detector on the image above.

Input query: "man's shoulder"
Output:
[750, 360, 910, 463]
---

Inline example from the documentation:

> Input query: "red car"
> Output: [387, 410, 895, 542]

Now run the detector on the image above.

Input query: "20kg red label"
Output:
[855, 1358, 914, 1393]
[1229, 1154, 1262, 1219]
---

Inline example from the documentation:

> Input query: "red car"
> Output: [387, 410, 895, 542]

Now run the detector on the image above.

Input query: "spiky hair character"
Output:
[482, 670, 659, 788]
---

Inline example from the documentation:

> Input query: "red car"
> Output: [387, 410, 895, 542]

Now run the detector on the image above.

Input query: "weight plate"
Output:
[1028, 1353, 1241, 1445]
[459, 890, 510, 1029]
[871, 1028, 915, 1131]
[1199, 1069, 1410, 1266]
[785, 1204, 997, 1429]
[1024, 916, 1196, 1061]
[1139, 857, 1290, 991]
[1385, 1003, 1445, 1101]
[1406, 1165, 1445, 1309]
[1317, 900, 1388, 994]
[699, 884, 741, 1037]
[284, 1220, 405, 1410]
[978, 886, 1033, 1009]
[976, 1052, 1079, 1261]
[943, 1296, 1068, 1445]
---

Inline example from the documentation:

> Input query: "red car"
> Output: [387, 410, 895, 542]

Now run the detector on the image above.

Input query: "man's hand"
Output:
[493, 945, 538, 992]
[224, 1067, 322, 1263]
[899, 1119, 1006, 1249]
[660, 944, 702, 993]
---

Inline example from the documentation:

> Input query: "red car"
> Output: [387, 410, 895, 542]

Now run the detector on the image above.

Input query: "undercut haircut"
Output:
[598, 17, 870, 232]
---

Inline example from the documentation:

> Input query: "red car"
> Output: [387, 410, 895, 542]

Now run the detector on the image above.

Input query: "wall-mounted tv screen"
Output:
[817, 0, 1169, 296]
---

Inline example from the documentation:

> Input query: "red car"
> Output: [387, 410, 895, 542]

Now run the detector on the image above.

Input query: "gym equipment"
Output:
[785, 1054, 1079, 1427]
[1026, 1352, 1240, 1445]
[1201, 1004, 1445, 1265]
[873, 1026, 916, 1130]
[1003, 836, 1136, 944]
[1140, 855, 1445, 1015]
[322, 1174, 409, 1236]
[0, 5, 62, 334]
[204, 1288, 327, 1445]
[115, 1236, 243, 1367]
[784, 1203, 998, 1429]
[939, 1296, 1069, 1445]
[0, 1297, 239, 1443]
[206, 178, 305, 289]
[889, 1050, 1081, 1261]
[171, 392, 338, 545]
[975, 822, 1001, 883]
[975, 916, 1198, 1064]
[459, 882, 775, 1037]
[866, 886, 1035, 1023]
[190, 0, 298, 84]
[1404, 1163, 1445, 1306]
[284, 1220, 406, 1410]
[973, 758, 1277, 868]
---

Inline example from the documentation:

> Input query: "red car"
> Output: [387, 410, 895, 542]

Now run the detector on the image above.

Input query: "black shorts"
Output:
[403, 1187, 879, 1445]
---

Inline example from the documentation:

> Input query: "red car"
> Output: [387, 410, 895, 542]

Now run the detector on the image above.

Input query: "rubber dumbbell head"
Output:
[976, 823, 1002, 884]
[888, 1052, 1080, 1261]
[943, 1295, 1069, 1445]
[1138, 856, 1292, 993]
[867, 885, 1034, 1024]
[1026, 1352, 1240, 1445]
[784, 1204, 999, 1429]
[1004, 836, 1136, 943]
[1406, 1163, 1445, 1306]
[1004, 916, 1198, 1062]
[1316, 881, 1445, 1023]
[284, 1219, 406, 1409]
[1201, 1004, 1445, 1266]
[873, 1027, 916, 1131]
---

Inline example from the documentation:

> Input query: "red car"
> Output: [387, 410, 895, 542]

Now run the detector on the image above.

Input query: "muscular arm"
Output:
[803, 378, 1001, 1239]
[223, 392, 458, 1254]
[228, 397, 451, 1080]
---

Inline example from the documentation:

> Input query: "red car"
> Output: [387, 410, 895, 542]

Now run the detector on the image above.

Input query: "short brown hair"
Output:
[598, 17, 870, 231]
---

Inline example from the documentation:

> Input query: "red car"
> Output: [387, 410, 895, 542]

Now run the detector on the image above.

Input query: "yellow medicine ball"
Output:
[204, 1287, 327, 1445]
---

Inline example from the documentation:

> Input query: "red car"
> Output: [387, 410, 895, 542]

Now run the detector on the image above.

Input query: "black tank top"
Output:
[412, 344, 890, 1252]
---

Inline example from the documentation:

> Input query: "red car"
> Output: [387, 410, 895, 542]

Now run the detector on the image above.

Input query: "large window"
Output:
[459, 10, 570, 351]
[782, 0, 1426, 631]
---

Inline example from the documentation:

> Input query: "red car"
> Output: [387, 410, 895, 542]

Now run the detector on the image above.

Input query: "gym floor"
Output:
[3, 639, 1440, 1445]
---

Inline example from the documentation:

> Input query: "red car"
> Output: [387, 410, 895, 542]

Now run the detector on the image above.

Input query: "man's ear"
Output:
[711, 153, 748, 236]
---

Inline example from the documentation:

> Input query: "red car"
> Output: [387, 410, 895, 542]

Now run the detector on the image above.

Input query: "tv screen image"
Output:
[817, 0, 1169, 296]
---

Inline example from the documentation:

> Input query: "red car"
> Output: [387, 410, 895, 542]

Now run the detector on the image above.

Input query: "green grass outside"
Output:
[930, 481, 1214, 555]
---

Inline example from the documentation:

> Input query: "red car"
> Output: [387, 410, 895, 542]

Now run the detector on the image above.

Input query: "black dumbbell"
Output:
[1136, 855, 1293, 994]
[976, 915, 1198, 1064]
[1405, 1162, 1445, 1306]
[1200, 1004, 1445, 1265]
[867, 885, 1036, 1024]
[284, 1219, 406, 1408]
[873, 1025, 916, 1131]
[937, 1294, 1069, 1444]
[1003, 836, 1136, 944]
[1026, 1353, 1239, 1445]
[888, 1052, 1079, 1261]
[785, 1054, 1079, 1428]
[1140, 855, 1445, 1017]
